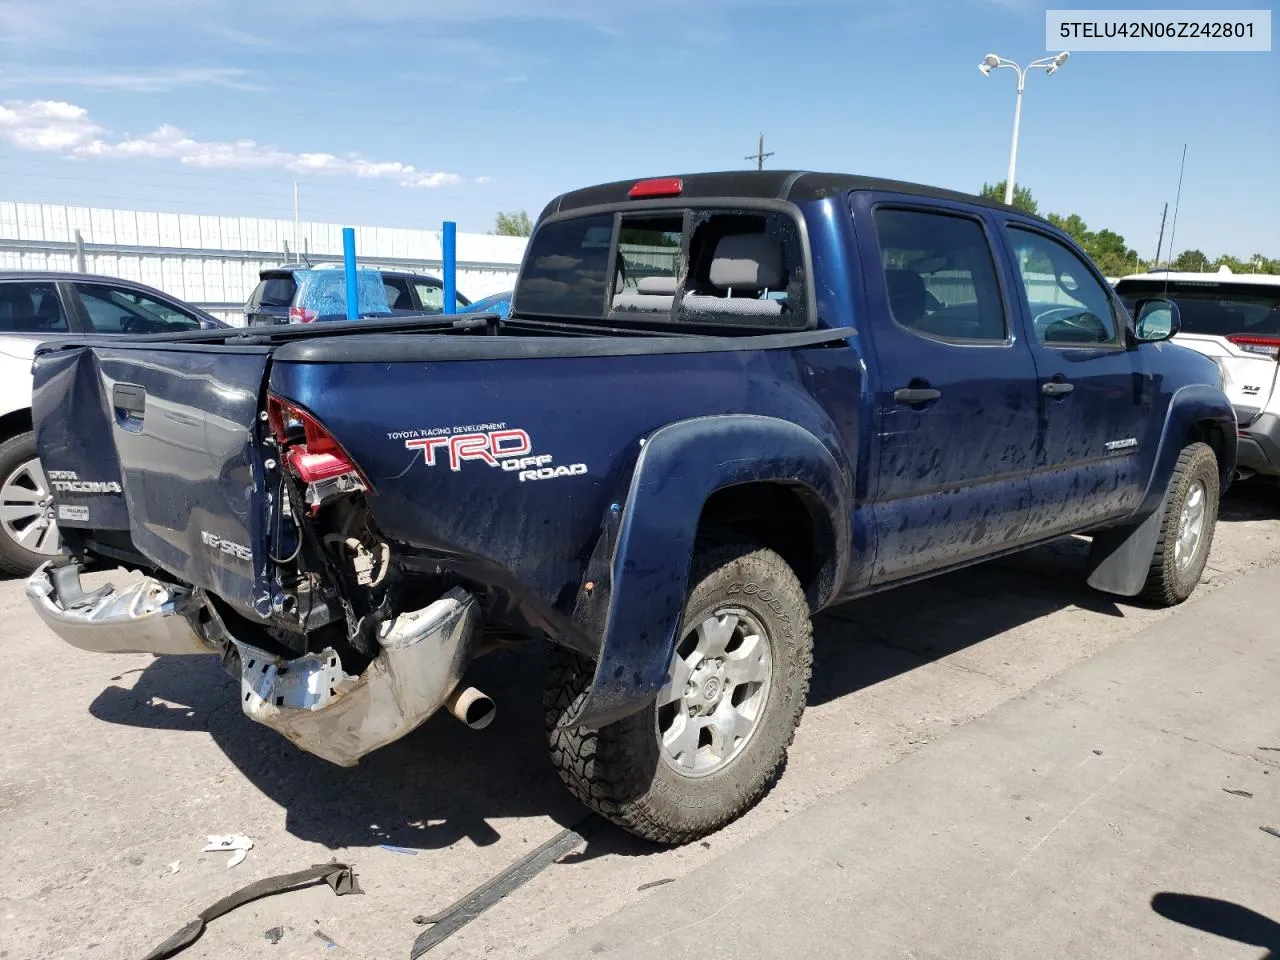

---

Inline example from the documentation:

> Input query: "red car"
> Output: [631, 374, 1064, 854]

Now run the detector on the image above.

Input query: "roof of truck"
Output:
[541, 170, 1048, 223]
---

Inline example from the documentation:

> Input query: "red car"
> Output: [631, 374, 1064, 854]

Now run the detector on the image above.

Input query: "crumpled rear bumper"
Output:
[26, 562, 215, 656]
[224, 587, 481, 766]
[28, 562, 482, 767]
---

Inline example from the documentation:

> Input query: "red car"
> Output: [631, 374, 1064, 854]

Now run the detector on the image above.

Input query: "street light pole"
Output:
[978, 51, 1070, 206]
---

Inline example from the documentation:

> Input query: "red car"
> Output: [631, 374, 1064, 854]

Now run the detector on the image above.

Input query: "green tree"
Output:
[1172, 249, 1209, 272]
[1214, 254, 1249, 273]
[493, 210, 533, 237]
[980, 180, 1038, 215]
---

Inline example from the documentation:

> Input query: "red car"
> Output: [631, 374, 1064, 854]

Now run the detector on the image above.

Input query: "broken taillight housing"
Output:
[1227, 334, 1280, 360]
[266, 395, 369, 510]
[288, 306, 318, 324]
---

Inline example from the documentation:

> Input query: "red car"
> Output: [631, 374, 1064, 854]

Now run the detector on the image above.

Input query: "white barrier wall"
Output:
[0, 202, 528, 325]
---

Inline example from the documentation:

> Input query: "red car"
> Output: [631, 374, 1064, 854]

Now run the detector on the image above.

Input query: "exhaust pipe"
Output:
[444, 686, 495, 730]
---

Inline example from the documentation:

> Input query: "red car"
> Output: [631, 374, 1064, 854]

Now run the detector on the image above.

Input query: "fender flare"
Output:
[1087, 383, 1236, 597]
[562, 414, 850, 729]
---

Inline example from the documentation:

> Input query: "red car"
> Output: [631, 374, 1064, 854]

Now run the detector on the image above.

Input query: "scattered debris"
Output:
[168, 861, 182, 874]
[1258, 746, 1280, 752]
[203, 834, 254, 868]
[379, 844, 419, 856]
[1261, 826, 1280, 840]
[1092, 749, 1104, 756]
[264, 926, 283, 945]
[1223, 789, 1254, 798]
[700, 841, 711, 849]
[636, 878, 674, 892]
[410, 817, 595, 958]
[314, 930, 339, 952]
[141, 862, 361, 960]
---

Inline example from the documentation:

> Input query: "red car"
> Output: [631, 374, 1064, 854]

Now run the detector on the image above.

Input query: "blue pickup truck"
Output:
[25, 171, 1235, 844]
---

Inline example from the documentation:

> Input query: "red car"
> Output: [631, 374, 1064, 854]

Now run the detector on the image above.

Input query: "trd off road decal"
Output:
[390, 423, 588, 483]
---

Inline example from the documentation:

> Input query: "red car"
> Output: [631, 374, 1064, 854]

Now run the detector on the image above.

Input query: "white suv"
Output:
[1115, 269, 1280, 481]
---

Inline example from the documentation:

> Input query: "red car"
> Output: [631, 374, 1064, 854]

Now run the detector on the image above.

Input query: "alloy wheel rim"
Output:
[1, 457, 61, 556]
[1174, 480, 1206, 572]
[655, 606, 773, 779]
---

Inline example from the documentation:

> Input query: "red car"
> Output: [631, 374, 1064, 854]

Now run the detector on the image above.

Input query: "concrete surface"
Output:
[0, 484, 1276, 960]
[544, 563, 1280, 960]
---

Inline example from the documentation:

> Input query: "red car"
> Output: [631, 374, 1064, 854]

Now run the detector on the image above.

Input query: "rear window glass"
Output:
[254, 277, 296, 307]
[516, 209, 809, 329]
[293, 269, 391, 318]
[1116, 281, 1280, 337]
[515, 215, 614, 318]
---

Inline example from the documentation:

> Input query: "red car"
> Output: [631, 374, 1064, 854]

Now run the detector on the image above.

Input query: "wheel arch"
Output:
[562, 414, 850, 730]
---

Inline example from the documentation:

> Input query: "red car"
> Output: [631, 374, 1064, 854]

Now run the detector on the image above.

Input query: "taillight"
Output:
[289, 306, 318, 324]
[266, 395, 368, 495]
[1227, 334, 1280, 360]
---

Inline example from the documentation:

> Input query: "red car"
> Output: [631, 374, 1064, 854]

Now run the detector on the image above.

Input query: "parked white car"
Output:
[0, 272, 226, 574]
[1114, 269, 1280, 481]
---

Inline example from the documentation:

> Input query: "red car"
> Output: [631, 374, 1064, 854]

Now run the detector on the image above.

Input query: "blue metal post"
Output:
[443, 221, 457, 315]
[342, 227, 358, 320]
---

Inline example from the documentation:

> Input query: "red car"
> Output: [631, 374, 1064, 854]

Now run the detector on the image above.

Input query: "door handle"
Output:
[894, 386, 942, 405]
[1042, 380, 1075, 397]
[113, 383, 146, 417]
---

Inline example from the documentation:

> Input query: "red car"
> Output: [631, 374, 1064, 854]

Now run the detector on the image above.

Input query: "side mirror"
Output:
[1134, 298, 1181, 343]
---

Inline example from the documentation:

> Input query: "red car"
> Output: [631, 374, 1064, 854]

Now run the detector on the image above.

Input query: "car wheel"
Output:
[1140, 441, 1219, 607]
[545, 542, 813, 844]
[0, 431, 61, 576]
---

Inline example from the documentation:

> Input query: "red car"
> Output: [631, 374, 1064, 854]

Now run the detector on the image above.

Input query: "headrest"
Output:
[709, 233, 784, 290]
[637, 275, 678, 295]
[883, 269, 927, 325]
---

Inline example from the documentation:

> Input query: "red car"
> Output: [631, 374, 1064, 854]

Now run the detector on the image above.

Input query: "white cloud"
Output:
[0, 99, 464, 188]
[0, 100, 103, 151]
[5, 67, 264, 93]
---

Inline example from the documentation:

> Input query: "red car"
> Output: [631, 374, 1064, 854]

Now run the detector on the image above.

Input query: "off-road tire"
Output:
[0, 432, 54, 577]
[1140, 441, 1220, 607]
[544, 543, 813, 845]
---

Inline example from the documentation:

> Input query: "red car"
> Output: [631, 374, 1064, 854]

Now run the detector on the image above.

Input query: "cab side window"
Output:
[1006, 227, 1120, 346]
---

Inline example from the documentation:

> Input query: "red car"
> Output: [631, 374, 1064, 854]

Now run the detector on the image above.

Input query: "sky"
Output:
[1, 0, 1277, 259]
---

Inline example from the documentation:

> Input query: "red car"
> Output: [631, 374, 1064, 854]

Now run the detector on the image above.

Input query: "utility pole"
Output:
[745, 132, 774, 171]
[293, 181, 300, 263]
[1153, 202, 1168, 268]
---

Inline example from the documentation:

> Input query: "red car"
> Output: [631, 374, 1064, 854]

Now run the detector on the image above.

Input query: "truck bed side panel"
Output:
[269, 344, 860, 640]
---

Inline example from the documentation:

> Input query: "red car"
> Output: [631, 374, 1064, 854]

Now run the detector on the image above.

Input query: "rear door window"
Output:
[384, 278, 413, 310]
[871, 208, 1007, 342]
[0, 282, 69, 332]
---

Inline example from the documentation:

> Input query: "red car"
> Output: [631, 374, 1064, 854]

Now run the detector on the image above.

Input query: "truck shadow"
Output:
[1220, 478, 1279, 522]
[79, 532, 1205, 861]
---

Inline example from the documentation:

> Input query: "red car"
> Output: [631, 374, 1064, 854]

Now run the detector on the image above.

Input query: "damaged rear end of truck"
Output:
[27, 321, 504, 766]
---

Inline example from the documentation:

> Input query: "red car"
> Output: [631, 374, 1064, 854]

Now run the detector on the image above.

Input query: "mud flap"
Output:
[1085, 483, 1171, 597]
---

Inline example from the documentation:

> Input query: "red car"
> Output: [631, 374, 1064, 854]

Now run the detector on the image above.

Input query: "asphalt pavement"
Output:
[542, 564, 1280, 960]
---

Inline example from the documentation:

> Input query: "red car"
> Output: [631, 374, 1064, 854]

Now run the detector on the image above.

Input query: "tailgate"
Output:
[33, 342, 273, 609]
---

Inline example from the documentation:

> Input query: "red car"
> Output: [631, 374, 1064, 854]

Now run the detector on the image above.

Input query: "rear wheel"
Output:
[545, 543, 812, 844]
[1140, 441, 1219, 607]
[0, 432, 60, 576]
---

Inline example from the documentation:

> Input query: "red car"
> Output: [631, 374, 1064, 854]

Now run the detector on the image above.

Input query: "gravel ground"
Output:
[1, 483, 1276, 960]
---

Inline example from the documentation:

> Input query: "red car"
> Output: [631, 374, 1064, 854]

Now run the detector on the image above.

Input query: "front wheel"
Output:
[544, 542, 813, 844]
[0, 432, 61, 577]
[1140, 441, 1220, 607]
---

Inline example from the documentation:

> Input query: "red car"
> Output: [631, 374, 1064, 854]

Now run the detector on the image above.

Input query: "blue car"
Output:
[459, 290, 512, 320]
